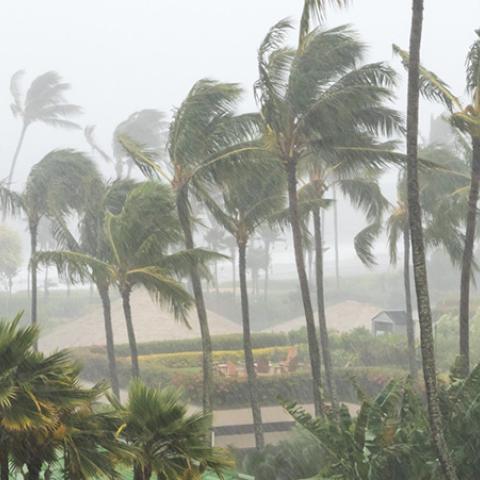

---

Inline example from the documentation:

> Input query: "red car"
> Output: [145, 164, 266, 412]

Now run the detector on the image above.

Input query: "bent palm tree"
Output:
[402, 0, 458, 477]
[387, 146, 467, 379]
[255, 18, 401, 414]
[395, 31, 480, 376]
[1, 150, 101, 334]
[113, 381, 231, 480]
[38, 183, 212, 379]
[202, 159, 285, 450]
[37, 179, 137, 397]
[302, 166, 388, 412]
[7, 70, 81, 189]
[119, 80, 261, 412]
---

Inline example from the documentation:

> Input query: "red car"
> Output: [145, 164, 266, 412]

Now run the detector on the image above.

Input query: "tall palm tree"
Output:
[113, 381, 231, 480]
[254, 18, 401, 414]
[7, 70, 82, 188]
[403, 1, 458, 477]
[302, 166, 388, 413]
[387, 146, 467, 379]
[37, 179, 137, 398]
[119, 80, 260, 412]
[395, 30, 480, 375]
[1, 150, 102, 333]
[202, 160, 285, 450]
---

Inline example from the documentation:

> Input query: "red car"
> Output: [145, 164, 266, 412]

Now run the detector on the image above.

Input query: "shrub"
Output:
[82, 331, 291, 357]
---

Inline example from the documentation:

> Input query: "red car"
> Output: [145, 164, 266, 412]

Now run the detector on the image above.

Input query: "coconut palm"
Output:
[254, 18, 401, 414]
[119, 80, 261, 412]
[39, 182, 214, 379]
[37, 179, 137, 398]
[0, 314, 126, 480]
[1, 150, 102, 334]
[395, 31, 480, 376]
[202, 160, 286, 450]
[387, 145, 467, 379]
[113, 380, 231, 480]
[303, 165, 389, 413]
[402, 0, 458, 477]
[6, 70, 82, 189]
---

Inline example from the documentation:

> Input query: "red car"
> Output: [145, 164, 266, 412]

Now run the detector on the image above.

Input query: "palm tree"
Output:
[85, 109, 168, 179]
[1, 150, 102, 333]
[254, 18, 401, 415]
[303, 167, 388, 413]
[37, 179, 137, 398]
[7, 70, 82, 188]
[113, 381, 231, 480]
[403, 1, 458, 477]
[395, 30, 480, 375]
[119, 80, 260, 412]
[387, 146, 467, 379]
[202, 160, 285, 450]
[39, 182, 207, 379]
[0, 314, 126, 480]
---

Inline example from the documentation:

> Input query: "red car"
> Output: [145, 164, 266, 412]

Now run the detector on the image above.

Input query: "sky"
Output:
[0, 0, 479, 278]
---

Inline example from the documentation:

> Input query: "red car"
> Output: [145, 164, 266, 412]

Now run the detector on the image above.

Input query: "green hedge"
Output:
[82, 332, 293, 358]
[75, 349, 406, 408]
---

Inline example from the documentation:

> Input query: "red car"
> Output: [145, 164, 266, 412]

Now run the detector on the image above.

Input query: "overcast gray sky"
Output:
[0, 0, 478, 186]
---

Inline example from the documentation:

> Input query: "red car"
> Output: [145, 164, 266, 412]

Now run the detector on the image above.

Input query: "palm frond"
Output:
[354, 222, 382, 267]
[393, 44, 463, 112]
[299, 0, 350, 46]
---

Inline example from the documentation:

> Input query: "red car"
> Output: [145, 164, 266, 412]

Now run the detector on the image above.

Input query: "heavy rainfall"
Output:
[0, 1, 479, 479]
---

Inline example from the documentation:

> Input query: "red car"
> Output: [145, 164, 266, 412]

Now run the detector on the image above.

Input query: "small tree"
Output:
[0, 226, 22, 300]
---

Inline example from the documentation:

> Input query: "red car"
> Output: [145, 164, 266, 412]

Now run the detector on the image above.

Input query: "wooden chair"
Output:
[279, 346, 299, 373]
[256, 357, 270, 374]
[226, 361, 238, 377]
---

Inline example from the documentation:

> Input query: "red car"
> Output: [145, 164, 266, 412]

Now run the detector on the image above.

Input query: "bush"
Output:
[76, 345, 406, 408]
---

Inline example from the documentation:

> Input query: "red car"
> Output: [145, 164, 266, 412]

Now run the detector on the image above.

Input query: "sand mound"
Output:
[39, 289, 241, 352]
[263, 300, 382, 334]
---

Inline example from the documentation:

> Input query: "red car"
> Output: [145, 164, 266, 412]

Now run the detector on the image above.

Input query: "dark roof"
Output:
[372, 310, 407, 325]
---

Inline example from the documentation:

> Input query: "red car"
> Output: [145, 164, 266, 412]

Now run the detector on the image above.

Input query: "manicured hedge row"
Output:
[176, 367, 406, 407]
[82, 332, 294, 357]
[75, 348, 406, 408]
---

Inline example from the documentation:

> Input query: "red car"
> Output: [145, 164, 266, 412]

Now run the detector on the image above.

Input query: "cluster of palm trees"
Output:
[1, 1, 479, 478]
[0, 316, 228, 480]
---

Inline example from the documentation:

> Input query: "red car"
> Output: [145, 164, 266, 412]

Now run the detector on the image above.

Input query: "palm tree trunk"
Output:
[459, 137, 480, 375]
[264, 239, 270, 303]
[26, 459, 42, 480]
[231, 246, 237, 298]
[403, 227, 417, 379]
[98, 283, 120, 398]
[6, 123, 27, 188]
[333, 185, 340, 288]
[44, 265, 49, 298]
[238, 240, 265, 449]
[313, 207, 338, 413]
[29, 220, 38, 350]
[406, 1, 457, 478]
[177, 190, 213, 413]
[0, 450, 9, 480]
[286, 160, 323, 416]
[121, 287, 140, 378]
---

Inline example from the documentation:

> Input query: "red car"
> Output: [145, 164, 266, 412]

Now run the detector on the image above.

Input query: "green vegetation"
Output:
[0, 0, 479, 478]
[0, 316, 230, 480]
